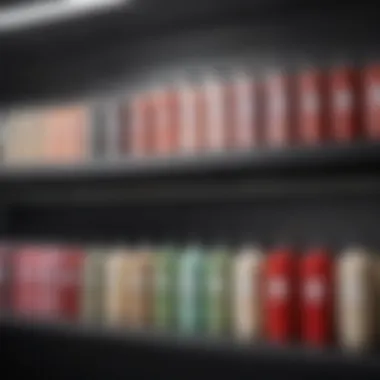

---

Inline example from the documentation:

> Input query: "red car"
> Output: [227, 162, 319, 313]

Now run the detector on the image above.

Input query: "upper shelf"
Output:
[0, 142, 380, 183]
[0, 0, 127, 33]
[0, 0, 324, 50]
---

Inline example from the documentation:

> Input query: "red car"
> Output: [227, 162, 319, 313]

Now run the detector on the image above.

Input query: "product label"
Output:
[334, 89, 353, 110]
[304, 278, 325, 303]
[157, 272, 168, 292]
[130, 96, 147, 156]
[19, 263, 34, 282]
[267, 277, 288, 300]
[156, 92, 169, 153]
[267, 78, 288, 145]
[303, 93, 320, 113]
[235, 79, 255, 146]
[342, 280, 364, 305]
[271, 93, 286, 116]
[369, 84, 380, 107]
[210, 275, 223, 294]
[237, 267, 252, 297]
[182, 270, 194, 298]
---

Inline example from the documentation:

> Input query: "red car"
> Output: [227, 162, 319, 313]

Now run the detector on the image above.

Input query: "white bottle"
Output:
[337, 247, 375, 351]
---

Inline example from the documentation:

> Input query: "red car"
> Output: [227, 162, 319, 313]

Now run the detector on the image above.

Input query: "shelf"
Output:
[0, 0, 312, 41]
[0, 143, 378, 205]
[0, 0, 370, 67]
[1, 315, 380, 380]
[0, 142, 379, 182]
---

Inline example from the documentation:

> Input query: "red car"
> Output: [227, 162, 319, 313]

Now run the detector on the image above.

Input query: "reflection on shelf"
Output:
[0, 0, 127, 32]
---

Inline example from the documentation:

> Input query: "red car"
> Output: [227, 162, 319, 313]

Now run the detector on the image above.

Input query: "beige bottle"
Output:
[81, 248, 106, 324]
[373, 255, 380, 345]
[337, 247, 375, 351]
[104, 248, 129, 326]
[233, 246, 263, 340]
[121, 250, 137, 328]
[127, 246, 154, 330]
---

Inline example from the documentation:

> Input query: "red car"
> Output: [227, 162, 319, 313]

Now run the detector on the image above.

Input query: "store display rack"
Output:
[2, 314, 380, 380]
[2, 1, 380, 380]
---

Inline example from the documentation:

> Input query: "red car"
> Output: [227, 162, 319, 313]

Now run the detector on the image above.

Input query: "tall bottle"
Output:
[337, 247, 375, 351]
[204, 245, 231, 336]
[300, 248, 334, 346]
[233, 245, 263, 340]
[177, 243, 205, 334]
[104, 247, 129, 326]
[154, 244, 178, 331]
[81, 247, 107, 323]
[264, 247, 299, 343]
[128, 244, 154, 330]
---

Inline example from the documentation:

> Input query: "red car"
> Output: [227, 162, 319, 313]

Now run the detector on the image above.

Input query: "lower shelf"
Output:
[1, 316, 380, 380]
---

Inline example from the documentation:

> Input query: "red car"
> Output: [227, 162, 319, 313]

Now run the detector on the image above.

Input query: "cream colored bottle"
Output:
[337, 247, 375, 351]
[372, 254, 380, 345]
[104, 248, 129, 326]
[127, 246, 154, 330]
[233, 246, 263, 340]
[121, 249, 137, 328]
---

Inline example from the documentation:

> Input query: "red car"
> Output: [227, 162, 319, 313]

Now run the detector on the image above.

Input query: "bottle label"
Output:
[304, 278, 325, 304]
[210, 275, 223, 294]
[303, 93, 320, 113]
[157, 272, 168, 292]
[181, 88, 197, 151]
[335, 89, 353, 110]
[267, 277, 288, 300]
[369, 84, 380, 107]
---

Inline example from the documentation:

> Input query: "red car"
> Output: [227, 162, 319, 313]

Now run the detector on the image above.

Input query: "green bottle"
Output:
[154, 245, 178, 331]
[204, 246, 231, 336]
[177, 244, 205, 334]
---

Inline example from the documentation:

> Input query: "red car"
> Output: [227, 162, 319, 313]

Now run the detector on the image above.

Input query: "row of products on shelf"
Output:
[0, 243, 379, 352]
[2, 63, 380, 165]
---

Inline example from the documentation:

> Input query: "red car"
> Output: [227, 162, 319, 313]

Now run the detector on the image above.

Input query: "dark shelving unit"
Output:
[2, 315, 380, 380]
[2, 1, 380, 380]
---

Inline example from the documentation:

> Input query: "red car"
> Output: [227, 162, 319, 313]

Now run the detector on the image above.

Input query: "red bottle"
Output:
[363, 64, 380, 140]
[58, 248, 84, 321]
[329, 67, 360, 142]
[168, 89, 180, 154]
[297, 69, 327, 144]
[153, 88, 180, 156]
[152, 88, 169, 156]
[300, 248, 334, 346]
[264, 248, 298, 343]
[264, 72, 293, 147]
[34, 246, 61, 320]
[12, 246, 36, 318]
